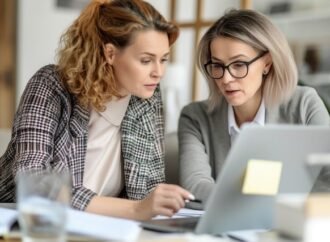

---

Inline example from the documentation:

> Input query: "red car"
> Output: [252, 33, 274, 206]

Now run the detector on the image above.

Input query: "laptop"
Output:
[141, 125, 330, 235]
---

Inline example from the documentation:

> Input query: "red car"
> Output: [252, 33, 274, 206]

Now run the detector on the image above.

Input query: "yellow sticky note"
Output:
[242, 159, 282, 195]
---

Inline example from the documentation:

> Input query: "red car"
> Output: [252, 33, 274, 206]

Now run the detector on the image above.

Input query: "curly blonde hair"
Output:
[56, 0, 179, 111]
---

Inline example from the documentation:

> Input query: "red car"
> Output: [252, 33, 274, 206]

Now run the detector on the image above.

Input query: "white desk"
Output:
[0, 203, 230, 242]
[0, 203, 299, 242]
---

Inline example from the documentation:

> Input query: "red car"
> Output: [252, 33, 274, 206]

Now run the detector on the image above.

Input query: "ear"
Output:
[104, 43, 117, 65]
[263, 52, 273, 75]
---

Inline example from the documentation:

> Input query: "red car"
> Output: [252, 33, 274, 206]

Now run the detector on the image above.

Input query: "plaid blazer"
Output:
[0, 65, 165, 210]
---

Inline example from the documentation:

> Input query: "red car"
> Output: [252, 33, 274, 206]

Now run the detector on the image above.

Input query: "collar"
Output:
[99, 94, 131, 126]
[228, 100, 265, 137]
[125, 85, 161, 118]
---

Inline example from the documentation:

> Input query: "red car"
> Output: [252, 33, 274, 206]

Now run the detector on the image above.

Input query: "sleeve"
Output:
[12, 72, 61, 175]
[72, 187, 96, 210]
[178, 104, 215, 204]
[301, 87, 330, 125]
[12, 70, 97, 209]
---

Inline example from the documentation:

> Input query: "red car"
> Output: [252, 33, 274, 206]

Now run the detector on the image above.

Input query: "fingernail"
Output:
[188, 193, 195, 200]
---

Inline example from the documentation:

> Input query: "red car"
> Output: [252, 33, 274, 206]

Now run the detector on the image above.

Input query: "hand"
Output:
[133, 183, 193, 220]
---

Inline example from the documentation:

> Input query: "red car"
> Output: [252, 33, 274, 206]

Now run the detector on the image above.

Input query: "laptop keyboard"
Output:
[166, 217, 199, 229]
[141, 217, 200, 233]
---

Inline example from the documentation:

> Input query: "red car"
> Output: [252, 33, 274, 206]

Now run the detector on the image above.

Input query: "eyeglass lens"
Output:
[206, 62, 248, 79]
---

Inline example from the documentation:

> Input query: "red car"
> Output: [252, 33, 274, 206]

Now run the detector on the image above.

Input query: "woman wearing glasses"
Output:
[179, 9, 330, 204]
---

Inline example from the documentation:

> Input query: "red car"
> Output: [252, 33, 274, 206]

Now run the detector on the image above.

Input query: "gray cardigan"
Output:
[178, 86, 330, 203]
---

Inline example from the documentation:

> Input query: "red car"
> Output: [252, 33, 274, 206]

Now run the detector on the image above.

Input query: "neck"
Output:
[233, 96, 262, 127]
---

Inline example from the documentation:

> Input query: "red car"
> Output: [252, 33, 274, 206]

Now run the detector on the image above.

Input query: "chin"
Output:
[136, 92, 154, 100]
[226, 98, 245, 107]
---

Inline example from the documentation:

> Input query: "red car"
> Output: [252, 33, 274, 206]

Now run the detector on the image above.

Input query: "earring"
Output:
[263, 70, 268, 75]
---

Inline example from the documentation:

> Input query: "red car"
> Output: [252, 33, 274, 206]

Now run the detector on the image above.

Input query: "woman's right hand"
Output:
[133, 183, 194, 221]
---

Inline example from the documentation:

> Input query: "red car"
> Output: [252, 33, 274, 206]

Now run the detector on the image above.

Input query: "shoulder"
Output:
[23, 64, 67, 96]
[179, 100, 217, 128]
[181, 97, 227, 120]
[272, 85, 329, 124]
[21, 65, 72, 104]
[29, 65, 65, 91]
[17, 65, 76, 117]
[181, 100, 209, 117]
[291, 85, 319, 100]
[284, 85, 321, 109]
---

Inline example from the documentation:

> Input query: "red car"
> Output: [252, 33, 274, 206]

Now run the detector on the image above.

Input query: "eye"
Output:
[141, 59, 151, 64]
[231, 62, 246, 69]
[161, 58, 169, 64]
[211, 63, 224, 69]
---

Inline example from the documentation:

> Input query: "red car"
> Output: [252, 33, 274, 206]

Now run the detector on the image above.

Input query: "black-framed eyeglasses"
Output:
[204, 51, 268, 79]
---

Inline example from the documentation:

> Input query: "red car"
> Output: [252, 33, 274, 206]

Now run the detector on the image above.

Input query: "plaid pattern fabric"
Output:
[0, 65, 165, 210]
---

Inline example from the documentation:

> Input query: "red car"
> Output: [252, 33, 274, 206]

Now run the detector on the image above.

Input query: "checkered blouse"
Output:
[0, 65, 165, 210]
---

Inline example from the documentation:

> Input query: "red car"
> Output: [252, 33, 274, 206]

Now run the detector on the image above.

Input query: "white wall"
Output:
[17, 0, 80, 103]
[15, 0, 229, 107]
[16, 0, 330, 116]
[15, 0, 187, 133]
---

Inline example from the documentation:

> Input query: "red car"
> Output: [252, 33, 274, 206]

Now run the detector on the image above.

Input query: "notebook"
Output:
[141, 125, 330, 235]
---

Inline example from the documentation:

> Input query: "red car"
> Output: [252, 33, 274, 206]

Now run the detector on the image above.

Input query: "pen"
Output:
[185, 198, 203, 203]
[190, 199, 203, 203]
[185, 194, 203, 203]
[226, 234, 247, 242]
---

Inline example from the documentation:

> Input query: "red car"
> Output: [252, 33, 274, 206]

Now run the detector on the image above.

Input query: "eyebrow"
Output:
[141, 52, 170, 58]
[211, 54, 249, 62]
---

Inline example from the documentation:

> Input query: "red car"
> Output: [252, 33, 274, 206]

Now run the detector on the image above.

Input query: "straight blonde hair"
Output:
[197, 9, 298, 112]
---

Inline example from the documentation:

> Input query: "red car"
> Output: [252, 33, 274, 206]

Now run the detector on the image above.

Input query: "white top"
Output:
[84, 95, 131, 196]
[228, 100, 265, 144]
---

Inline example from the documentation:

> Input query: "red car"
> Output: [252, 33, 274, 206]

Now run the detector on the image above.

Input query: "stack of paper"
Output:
[153, 208, 204, 220]
[0, 207, 141, 241]
[67, 209, 141, 241]
[0, 208, 18, 236]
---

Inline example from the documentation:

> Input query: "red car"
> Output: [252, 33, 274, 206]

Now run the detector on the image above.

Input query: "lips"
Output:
[224, 89, 242, 98]
[225, 89, 239, 93]
[144, 83, 158, 91]
[145, 84, 158, 87]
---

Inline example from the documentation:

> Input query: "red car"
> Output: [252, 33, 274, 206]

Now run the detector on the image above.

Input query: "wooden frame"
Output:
[169, 0, 252, 100]
[0, 0, 16, 128]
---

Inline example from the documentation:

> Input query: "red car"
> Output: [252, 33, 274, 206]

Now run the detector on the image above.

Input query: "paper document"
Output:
[242, 159, 282, 195]
[153, 208, 204, 220]
[67, 209, 141, 241]
[0, 207, 141, 241]
[0, 208, 18, 236]
[227, 229, 267, 242]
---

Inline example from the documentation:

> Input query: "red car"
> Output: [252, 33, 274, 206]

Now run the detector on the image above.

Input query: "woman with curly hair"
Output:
[0, 0, 193, 220]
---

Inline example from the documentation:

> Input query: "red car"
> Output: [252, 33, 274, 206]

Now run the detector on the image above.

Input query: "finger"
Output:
[161, 184, 194, 201]
[163, 193, 186, 208]
[152, 189, 183, 208]
[160, 197, 184, 212]
[156, 207, 175, 217]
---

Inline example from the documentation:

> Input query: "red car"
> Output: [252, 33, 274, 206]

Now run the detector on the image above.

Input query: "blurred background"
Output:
[1, 0, 330, 134]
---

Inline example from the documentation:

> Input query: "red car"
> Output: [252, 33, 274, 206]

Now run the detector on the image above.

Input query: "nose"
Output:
[221, 67, 235, 84]
[151, 62, 164, 79]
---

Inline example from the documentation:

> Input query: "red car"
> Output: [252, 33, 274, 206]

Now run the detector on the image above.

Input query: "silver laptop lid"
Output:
[196, 125, 330, 234]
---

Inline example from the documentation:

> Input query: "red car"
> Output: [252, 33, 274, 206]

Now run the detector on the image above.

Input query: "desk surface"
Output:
[0, 230, 300, 242]
[0, 203, 298, 242]
[0, 231, 230, 242]
[0, 204, 226, 242]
